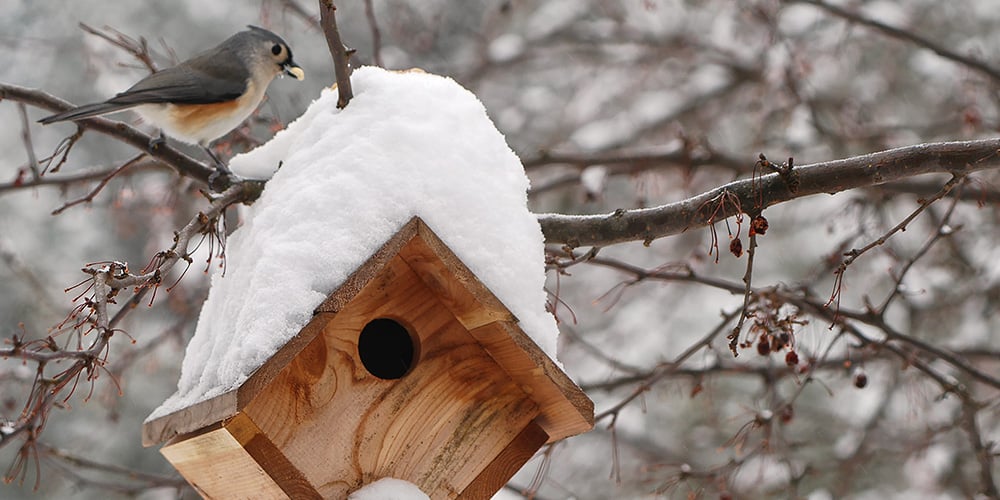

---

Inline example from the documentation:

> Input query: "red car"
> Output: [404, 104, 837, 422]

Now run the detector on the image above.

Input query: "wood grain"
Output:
[468, 321, 594, 442]
[143, 388, 238, 447]
[245, 256, 540, 498]
[458, 419, 549, 500]
[160, 419, 289, 499]
[399, 219, 516, 329]
[227, 413, 321, 499]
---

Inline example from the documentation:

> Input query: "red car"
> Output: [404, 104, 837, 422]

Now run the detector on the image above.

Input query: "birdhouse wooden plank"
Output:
[143, 217, 594, 499]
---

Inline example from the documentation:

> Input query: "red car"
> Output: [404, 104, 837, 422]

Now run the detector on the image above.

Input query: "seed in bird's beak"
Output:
[285, 66, 305, 80]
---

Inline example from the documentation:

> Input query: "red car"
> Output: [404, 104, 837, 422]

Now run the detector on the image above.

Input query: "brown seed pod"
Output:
[730, 237, 743, 257]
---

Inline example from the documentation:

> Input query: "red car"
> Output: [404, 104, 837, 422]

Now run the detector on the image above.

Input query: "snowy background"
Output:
[2, 1, 1000, 499]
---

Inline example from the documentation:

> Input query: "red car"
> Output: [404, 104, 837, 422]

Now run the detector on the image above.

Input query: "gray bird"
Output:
[40, 26, 305, 166]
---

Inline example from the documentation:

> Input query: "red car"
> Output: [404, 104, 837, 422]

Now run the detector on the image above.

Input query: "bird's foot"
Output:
[148, 134, 166, 153]
[207, 163, 233, 188]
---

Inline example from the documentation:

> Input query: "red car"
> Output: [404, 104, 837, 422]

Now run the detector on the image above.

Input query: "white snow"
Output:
[147, 66, 559, 421]
[580, 165, 607, 198]
[348, 477, 429, 500]
[488, 33, 525, 63]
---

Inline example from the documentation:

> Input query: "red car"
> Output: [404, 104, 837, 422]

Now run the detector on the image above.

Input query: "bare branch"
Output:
[50, 153, 148, 215]
[0, 159, 164, 195]
[278, 0, 321, 30]
[318, 0, 354, 108]
[0, 181, 256, 457]
[789, 0, 1000, 83]
[363, 0, 384, 67]
[960, 401, 999, 497]
[78, 23, 159, 73]
[538, 138, 1000, 246]
[17, 104, 40, 181]
[524, 147, 747, 173]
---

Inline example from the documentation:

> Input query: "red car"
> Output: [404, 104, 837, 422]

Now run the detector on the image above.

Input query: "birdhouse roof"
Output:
[143, 216, 593, 446]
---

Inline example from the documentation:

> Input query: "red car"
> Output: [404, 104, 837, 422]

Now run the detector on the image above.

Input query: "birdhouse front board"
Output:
[143, 217, 594, 499]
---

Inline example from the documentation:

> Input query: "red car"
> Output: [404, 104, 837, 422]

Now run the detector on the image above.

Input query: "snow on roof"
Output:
[147, 66, 558, 421]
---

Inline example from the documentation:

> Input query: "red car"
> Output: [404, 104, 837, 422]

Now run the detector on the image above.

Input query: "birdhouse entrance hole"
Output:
[358, 318, 416, 379]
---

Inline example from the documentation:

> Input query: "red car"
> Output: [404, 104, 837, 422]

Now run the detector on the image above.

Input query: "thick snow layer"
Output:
[147, 66, 558, 421]
[348, 478, 430, 500]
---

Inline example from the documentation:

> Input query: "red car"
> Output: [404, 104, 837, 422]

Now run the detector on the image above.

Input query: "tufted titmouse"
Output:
[40, 26, 304, 167]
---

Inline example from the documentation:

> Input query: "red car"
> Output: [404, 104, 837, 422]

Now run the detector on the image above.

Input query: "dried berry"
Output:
[779, 405, 794, 424]
[750, 214, 769, 236]
[757, 338, 771, 356]
[785, 350, 799, 366]
[730, 237, 743, 257]
[690, 382, 703, 398]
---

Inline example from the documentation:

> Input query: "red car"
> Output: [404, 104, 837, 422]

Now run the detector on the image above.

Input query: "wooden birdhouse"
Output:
[142, 216, 594, 499]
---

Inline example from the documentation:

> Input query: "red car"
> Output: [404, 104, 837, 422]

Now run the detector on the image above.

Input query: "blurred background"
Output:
[2, 0, 1000, 498]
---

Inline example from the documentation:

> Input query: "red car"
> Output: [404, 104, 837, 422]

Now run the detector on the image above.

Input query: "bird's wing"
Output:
[107, 52, 250, 106]
[39, 47, 252, 124]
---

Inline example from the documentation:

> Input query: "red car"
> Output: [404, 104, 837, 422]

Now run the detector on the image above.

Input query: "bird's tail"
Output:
[38, 102, 136, 124]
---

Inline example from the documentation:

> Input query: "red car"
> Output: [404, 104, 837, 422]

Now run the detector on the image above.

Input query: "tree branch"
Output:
[318, 0, 354, 108]
[788, 0, 1000, 83]
[0, 181, 255, 456]
[363, 0, 384, 67]
[538, 138, 1000, 246]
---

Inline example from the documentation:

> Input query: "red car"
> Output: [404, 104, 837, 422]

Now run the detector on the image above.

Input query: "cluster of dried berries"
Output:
[739, 300, 806, 366]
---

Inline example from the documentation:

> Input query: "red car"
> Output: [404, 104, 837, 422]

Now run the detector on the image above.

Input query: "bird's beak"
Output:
[284, 61, 305, 80]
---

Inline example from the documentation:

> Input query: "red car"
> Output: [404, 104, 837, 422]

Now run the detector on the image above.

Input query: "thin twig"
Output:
[828, 175, 962, 309]
[0, 164, 157, 195]
[78, 23, 159, 73]
[729, 231, 758, 356]
[37, 441, 185, 490]
[17, 103, 40, 181]
[959, 400, 999, 497]
[278, 0, 322, 30]
[51, 153, 148, 215]
[790, 0, 1000, 83]
[363, 0, 383, 66]
[0, 182, 251, 457]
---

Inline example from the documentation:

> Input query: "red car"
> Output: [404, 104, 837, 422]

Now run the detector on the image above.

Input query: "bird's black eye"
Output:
[272, 44, 283, 56]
